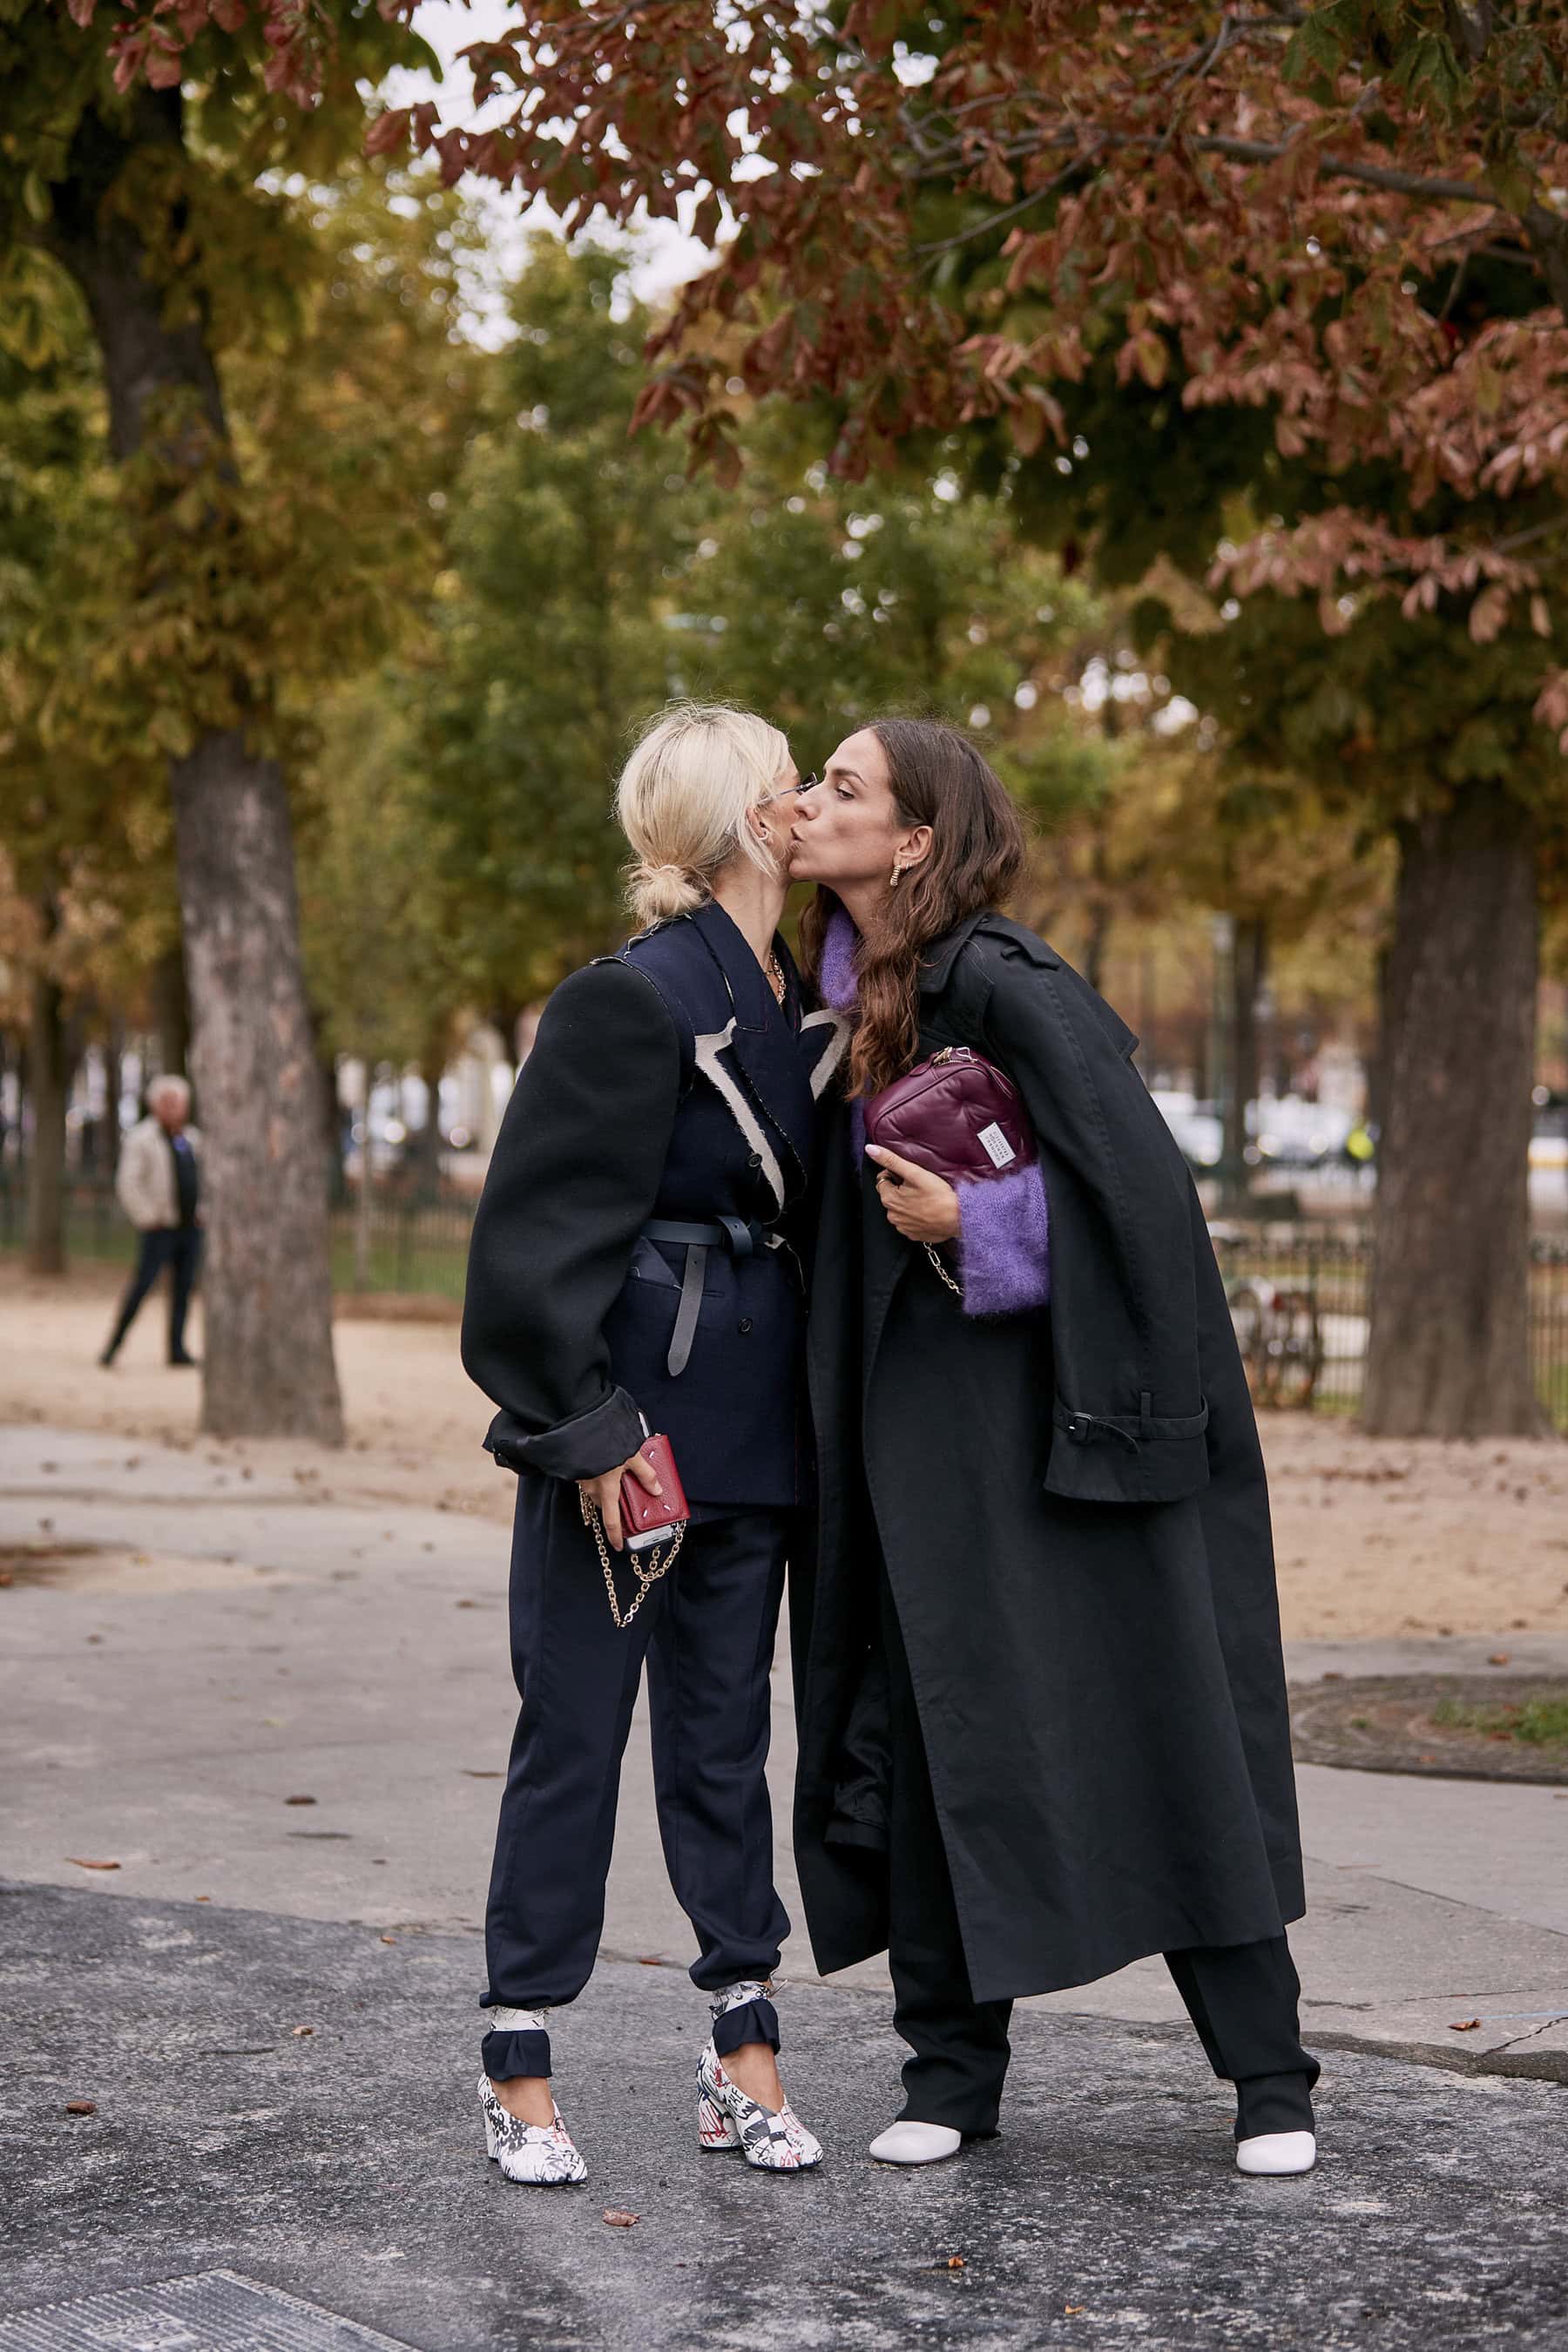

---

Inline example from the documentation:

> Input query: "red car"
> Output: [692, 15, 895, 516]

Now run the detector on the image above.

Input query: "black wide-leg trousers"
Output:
[877, 1573, 1319, 2139]
[482, 1472, 793, 2082]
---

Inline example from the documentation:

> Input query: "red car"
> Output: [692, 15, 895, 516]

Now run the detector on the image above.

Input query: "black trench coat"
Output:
[790, 911, 1306, 2005]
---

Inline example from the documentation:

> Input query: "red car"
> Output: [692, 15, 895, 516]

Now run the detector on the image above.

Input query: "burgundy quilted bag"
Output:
[863, 1045, 1036, 1186]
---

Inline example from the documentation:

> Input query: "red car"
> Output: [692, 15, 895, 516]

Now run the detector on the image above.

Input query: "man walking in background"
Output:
[100, 1076, 203, 1369]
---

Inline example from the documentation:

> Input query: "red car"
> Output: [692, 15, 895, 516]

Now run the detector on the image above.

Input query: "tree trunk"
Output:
[1223, 915, 1267, 1205]
[25, 909, 69, 1277]
[409, 1057, 443, 1200]
[106, 1015, 125, 1175]
[1362, 787, 1540, 1437]
[150, 940, 191, 1082]
[50, 88, 341, 1442]
[169, 733, 345, 1436]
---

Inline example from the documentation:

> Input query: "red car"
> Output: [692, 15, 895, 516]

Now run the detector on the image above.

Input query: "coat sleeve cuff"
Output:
[483, 1389, 645, 1481]
[955, 1163, 1051, 1316]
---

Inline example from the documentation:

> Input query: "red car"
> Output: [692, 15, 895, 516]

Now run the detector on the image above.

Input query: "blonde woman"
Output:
[462, 703, 846, 2185]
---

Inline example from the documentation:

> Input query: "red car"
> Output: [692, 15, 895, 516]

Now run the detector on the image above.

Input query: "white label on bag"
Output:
[977, 1121, 1016, 1169]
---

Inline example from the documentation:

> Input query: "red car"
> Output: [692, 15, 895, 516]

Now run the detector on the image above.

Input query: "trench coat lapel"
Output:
[686, 898, 819, 1211]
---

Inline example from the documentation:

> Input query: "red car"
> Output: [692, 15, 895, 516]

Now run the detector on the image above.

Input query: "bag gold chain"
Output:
[925, 1242, 963, 1297]
[579, 1489, 685, 1628]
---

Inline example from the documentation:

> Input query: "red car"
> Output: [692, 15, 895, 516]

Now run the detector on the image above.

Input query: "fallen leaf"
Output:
[1321, 1670, 1342, 1682]
[1488, 1652, 1512, 1666]
[380, 1934, 397, 1944]
[64, 2100, 97, 2116]
[602, 2208, 639, 2228]
[284, 1794, 316, 1807]
[1449, 2017, 1482, 2032]
[462, 1769, 503, 1780]
[292, 2025, 315, 2038]
[637, 1955, 665, 1967]
[946, 2254, 966, 2269]
[1065, 2307, 1085, 2317]
[195, 1896, 211, 1903]
[65, 1857, 120, 1871]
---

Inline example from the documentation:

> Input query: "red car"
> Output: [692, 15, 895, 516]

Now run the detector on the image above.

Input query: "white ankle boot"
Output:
[868, 2120, 963, 2165]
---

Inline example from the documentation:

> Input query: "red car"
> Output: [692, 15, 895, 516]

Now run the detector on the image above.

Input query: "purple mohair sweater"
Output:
[818, 906, 1051, 1316]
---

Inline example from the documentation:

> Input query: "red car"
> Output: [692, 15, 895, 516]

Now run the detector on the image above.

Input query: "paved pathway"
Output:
[4, 1425, 1568, 2347]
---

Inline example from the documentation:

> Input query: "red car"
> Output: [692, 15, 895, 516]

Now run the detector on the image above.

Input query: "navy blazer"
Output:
[461, 899, 848, 1507]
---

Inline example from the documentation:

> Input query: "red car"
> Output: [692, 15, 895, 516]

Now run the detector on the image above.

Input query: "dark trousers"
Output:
[105, 1227, 201, 1361]
[483, 1474, 792, 2079]
[877, 1574, 1319, 2139]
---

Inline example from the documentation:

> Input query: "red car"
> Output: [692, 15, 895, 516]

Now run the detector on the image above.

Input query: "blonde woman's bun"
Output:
[616, 700, 791, 931]
[628, 860, 706, 926]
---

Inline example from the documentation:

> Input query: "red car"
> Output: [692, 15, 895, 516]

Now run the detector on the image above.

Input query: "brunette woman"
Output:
[787, 719, 1319, 2177]
[461, 703, 847, 2184]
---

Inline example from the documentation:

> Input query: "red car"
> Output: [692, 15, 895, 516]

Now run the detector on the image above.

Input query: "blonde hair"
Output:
[616, 700, 790, 929]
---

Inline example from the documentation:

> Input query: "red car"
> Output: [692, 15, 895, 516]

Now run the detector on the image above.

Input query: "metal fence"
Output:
[1210, 1225, 1568, 1430]
[5, 1175, 1568, 1430]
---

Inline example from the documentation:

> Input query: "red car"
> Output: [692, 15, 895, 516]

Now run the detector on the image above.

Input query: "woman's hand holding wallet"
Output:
[578, 1447, 664, 1551]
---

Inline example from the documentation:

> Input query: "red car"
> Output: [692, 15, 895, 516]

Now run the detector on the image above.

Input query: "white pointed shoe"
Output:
[869, 2120, 963, 2166]
[1236, 2129, 1316, 2177]
[695, 2039, 822, 2171]
[478, 2075, 588, 2185]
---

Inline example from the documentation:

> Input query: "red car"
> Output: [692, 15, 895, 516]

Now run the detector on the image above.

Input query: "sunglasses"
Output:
[757, 777, 817, 807]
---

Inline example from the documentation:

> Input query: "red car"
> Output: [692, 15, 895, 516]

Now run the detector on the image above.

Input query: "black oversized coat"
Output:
[790, 911, 1306, 2004]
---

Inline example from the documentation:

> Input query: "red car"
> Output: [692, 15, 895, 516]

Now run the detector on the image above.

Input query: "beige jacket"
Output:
[115, 1116, 203, 1232]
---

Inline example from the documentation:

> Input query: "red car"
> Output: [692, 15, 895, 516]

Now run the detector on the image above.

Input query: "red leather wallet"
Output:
[620, 1431, 689, 1550]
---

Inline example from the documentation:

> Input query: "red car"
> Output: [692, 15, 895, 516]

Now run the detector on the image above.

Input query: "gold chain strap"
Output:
[579, 1489, 686, 1628]
[925, 1242, 963, 1297]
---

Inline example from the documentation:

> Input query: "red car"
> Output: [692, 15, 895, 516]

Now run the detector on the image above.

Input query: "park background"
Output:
[7, 0, 1568, 1640]
[3, 10, 1568, 2347]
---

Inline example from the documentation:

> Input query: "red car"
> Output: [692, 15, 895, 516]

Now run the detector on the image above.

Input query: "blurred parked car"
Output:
[1531, 1090, 1567, 1173]
[1248, 1096, 1355, 1170]
[1150, 1090, 1222, 1171]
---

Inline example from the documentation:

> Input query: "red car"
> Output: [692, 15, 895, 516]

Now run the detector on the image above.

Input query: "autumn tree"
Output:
[411, 238, 700, 1019]
[0, 326, 172, 1272]
[0, 5, 444, 1437]
[358, 0, 1568, 1439]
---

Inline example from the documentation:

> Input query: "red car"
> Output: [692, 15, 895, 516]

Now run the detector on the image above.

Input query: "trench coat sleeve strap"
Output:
[982, 948, 1210, 1506]
[460, 960, 684, 1482]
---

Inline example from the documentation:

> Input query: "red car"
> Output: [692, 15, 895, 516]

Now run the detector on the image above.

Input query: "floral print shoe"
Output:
[696, 2038, 822, 2172]
[477, 2074, 588, 2186]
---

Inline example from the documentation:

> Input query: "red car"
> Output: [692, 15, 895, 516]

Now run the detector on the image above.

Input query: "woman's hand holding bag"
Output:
[864, 1044, 1037, 1299]
[865, 1146, 961, 1243]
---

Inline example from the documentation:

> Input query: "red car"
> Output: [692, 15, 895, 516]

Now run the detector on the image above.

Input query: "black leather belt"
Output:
[643, 1217, 774, 1377]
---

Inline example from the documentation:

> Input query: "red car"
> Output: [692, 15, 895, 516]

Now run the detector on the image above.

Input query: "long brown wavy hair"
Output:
[799, 719, 1027, 1098]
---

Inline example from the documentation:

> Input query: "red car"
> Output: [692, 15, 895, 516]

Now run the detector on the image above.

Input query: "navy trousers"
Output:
[877, 1570, 1319, 2139]
[105, 1226, 201, 1362]
[483, 1472, 792, 2081]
